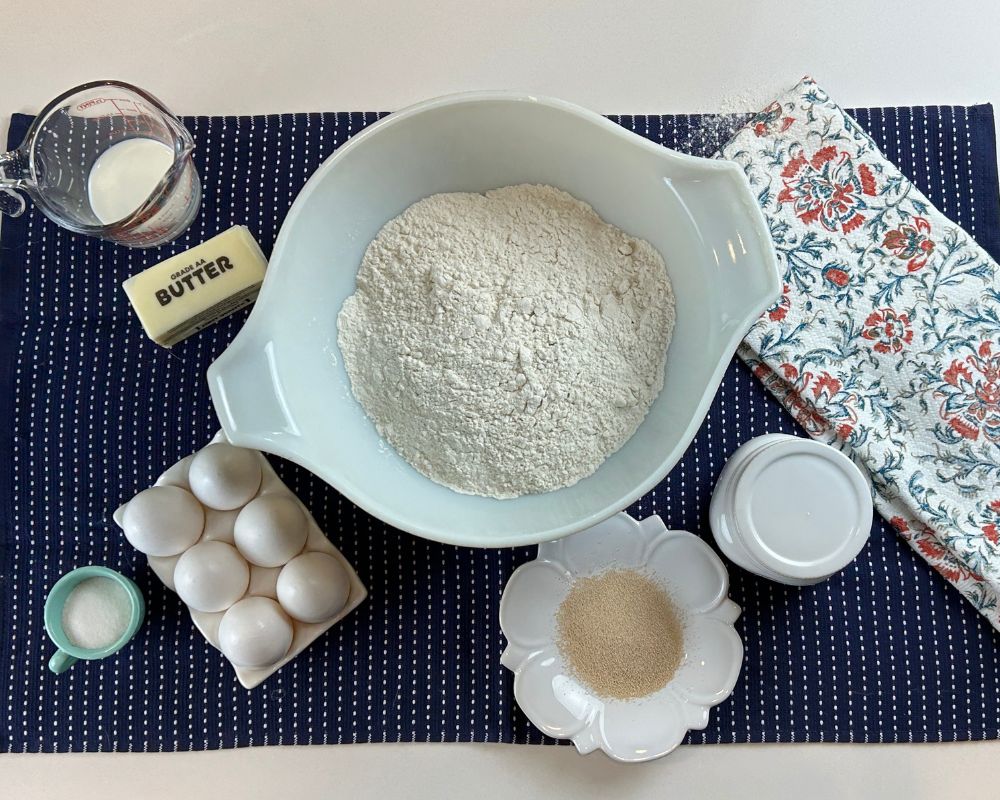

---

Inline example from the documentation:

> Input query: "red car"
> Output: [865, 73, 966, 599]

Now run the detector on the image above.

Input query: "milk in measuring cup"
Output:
[87, 138, 175, 225]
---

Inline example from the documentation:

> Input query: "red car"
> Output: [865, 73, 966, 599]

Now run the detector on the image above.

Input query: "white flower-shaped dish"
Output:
[500, 513, 743, 763]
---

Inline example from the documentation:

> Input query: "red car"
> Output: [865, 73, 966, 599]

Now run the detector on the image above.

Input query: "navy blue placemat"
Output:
[2, 104, 999, 752]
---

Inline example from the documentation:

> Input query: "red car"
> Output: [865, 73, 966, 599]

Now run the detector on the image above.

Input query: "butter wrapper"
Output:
[122, 225, 268, 347]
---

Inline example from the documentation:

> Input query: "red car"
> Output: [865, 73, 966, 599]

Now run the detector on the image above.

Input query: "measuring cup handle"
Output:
[48, 649, 78, 674]
[0, 149, 28, 217]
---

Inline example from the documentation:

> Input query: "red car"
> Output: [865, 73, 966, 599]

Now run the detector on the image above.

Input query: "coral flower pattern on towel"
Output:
[723, 77, 1000, 626]
[937, 341, 1000, 445]
[883, 216, 936, 272]
[777, 145, 878, 233]
[861, 308, 913, 354]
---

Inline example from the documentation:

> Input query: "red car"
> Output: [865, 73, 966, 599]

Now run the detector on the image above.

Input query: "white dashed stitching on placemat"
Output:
[3, 107, 1000, 753]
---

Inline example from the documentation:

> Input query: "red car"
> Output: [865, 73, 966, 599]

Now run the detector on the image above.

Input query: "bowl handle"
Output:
[668, 159, 782, 339]
[207, 333, 300, 452]
[716, 163, 782, 332]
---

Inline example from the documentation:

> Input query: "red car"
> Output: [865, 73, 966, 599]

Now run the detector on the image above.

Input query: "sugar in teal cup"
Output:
[44, 566, 145, 674]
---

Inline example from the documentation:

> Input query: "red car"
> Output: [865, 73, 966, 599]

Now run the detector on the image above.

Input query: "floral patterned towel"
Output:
[723, 78, 1000, 626]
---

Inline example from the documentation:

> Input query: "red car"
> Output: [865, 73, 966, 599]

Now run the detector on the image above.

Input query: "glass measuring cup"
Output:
[0, 80, 201, 247]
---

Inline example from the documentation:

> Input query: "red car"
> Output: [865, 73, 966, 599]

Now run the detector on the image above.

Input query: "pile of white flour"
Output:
[337, 184, 675, 498]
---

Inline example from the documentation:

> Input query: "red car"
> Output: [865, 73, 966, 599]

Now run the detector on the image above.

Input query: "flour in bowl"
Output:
[337, 184, 675, 499]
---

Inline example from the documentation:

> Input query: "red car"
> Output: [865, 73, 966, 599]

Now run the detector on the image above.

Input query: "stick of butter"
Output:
[122, 225, 268, 347]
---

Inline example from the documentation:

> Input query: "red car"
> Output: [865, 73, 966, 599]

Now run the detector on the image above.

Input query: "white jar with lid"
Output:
[709, 434, 873, 586]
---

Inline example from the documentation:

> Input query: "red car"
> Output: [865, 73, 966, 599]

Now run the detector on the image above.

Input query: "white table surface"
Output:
[3, 0, 1000, 796]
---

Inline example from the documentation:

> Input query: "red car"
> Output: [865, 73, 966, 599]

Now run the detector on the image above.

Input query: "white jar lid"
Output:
[730, 438, 872, 581]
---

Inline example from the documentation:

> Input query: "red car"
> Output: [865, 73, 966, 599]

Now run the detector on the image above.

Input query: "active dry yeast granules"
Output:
[555, 568, 684, 700]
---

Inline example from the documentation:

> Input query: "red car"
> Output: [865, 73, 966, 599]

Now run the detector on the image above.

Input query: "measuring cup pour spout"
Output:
[0, 147, 29, 217]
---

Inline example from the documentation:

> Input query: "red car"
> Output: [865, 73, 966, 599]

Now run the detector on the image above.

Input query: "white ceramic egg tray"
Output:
[114, 433, 366, 689]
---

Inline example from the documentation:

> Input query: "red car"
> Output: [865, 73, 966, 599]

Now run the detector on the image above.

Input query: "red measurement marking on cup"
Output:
[76, 97, 109, 111]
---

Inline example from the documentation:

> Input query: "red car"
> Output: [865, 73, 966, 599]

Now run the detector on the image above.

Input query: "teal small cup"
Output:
[43, 566, 145, 674]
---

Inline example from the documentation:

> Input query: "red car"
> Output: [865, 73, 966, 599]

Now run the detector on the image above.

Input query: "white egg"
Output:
[218, 596, 294, 667]
[173, 540, 249, 612]
[122, 485, 204, 556]
[276, 551, 351, 623]
[187, 443, 262, 510]
[233, 494, 308, 567]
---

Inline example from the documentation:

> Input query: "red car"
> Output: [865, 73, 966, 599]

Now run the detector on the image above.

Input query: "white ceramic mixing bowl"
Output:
[208, 92, 780, 548]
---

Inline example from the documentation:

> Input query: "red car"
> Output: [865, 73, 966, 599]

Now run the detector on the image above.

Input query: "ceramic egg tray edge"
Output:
[113, 435, 367, 689]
